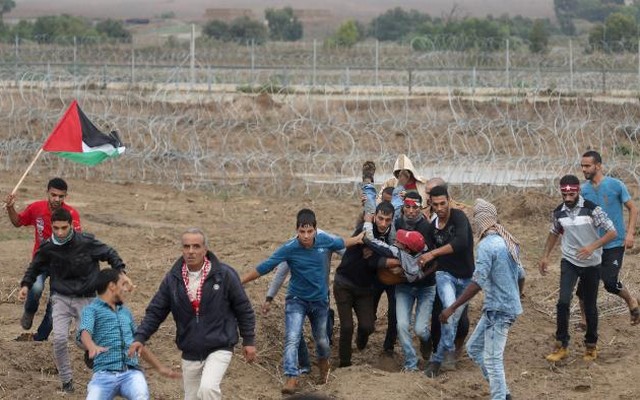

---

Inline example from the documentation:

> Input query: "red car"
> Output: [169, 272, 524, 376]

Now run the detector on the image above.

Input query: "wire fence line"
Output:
[0, 35, 639, 93]
[0, 82, 639, 200]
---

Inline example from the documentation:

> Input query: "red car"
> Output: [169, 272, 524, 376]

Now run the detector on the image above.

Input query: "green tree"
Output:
[265, 7, 303, 41]
[588, 12, 638, 52]
[0, 0, 15, 20]
[96, 19, 131, 41]
[229, 16, 267, 44]
[9, 19, 32, 40]
[554, 0, 578, 35]
[202, 20, 230, 41]
[370, 7, 429, 41]
[33, 15, 96, 43]
[529, 19, 549, 53]
[328, 20, 361, 47]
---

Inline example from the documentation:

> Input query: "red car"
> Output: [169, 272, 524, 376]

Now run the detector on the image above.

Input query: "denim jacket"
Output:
[473, 233, 523, 317]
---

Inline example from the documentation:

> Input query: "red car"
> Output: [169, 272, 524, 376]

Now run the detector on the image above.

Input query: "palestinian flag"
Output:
[42, 100, 125, 165]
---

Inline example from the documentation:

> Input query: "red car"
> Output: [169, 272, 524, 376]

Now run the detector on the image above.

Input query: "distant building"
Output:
[204, 8, 255, 22]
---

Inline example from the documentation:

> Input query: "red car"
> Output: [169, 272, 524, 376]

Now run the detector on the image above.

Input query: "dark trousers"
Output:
[372, 281, 397, 352]
[577, 247, 625, 297]
[334, 282, 375, 365]
[430, 294, 470, 352]
[557, 259, 600, 347]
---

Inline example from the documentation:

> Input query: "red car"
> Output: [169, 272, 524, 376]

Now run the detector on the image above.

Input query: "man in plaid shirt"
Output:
[78, 269, 179, 399]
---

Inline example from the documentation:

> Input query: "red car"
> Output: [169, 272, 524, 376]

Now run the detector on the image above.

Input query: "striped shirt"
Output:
[550, 196, 616, 267]
[77, 298, 140, 372]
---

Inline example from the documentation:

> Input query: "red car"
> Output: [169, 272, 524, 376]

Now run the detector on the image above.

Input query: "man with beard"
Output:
[577, 150, 639, 326]
[334, 201, 395, 368]
[539, 174, 617, 362]
[5, 178, 81, 341]
[392, 192, 437, 372]
[421, 185, 475, 377]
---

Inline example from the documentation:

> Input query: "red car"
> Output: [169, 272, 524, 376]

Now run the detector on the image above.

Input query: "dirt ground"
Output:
[1, 170, 640, 399]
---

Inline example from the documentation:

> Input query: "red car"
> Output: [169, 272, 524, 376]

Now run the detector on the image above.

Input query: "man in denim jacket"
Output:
[440, 199, 524, 400]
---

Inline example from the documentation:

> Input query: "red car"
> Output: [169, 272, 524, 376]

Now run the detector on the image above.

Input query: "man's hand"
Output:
[87, 344, 109, 359]
[362, 247, 373, 259]
[538, 258, 549, 276]
[158, 366, 182, 379]
[18, 286, 28, 302]
[418, 252, 435, 267]
[261, 300, 272, 315]
[363, 213, 373, 223]
[128, 341, 144, 358]
[243, 345, 257, 363]
[4, 193, 16, 209]
[353, 231, 365, 245]
[389, 266, 403, 276]
[624, 233, 635, 249]
[576, 245, 594, 260]
[439, 307, 454, 324]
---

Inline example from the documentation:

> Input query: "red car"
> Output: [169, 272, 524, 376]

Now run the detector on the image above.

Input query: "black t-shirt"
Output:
[335, 222, 389, 288]
[426, 208, 475, 279]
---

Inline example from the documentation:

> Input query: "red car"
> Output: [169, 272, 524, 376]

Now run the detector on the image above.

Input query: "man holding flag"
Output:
[5, 178, 81, 341]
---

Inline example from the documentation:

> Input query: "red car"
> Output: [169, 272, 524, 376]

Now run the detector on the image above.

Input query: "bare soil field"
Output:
[1, 169, 640, 399]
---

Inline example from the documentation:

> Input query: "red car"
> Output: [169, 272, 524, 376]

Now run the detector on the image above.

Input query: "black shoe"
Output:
[424, 362, 441, 378]
[505, 395, 513, 400]
[338, 361, 352, 368]
[61, 380, 74, 393]
[20, 311, 35, 330]
[84, 350, 94, 369]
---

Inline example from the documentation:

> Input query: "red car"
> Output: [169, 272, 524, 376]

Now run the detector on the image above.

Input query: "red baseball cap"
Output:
[396, 229, 425, 253]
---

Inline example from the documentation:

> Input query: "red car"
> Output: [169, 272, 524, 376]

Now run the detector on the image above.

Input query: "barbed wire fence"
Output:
[0, 34, 639, 200]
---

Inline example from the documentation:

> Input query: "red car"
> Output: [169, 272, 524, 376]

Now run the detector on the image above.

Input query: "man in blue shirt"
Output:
[241, 208, 362, 395]
[78, 269, 179, 399]
[578, 150, 639, 325]
[440, 199, 524, 400]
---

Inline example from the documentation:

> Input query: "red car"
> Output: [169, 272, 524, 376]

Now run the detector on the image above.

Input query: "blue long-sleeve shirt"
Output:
[257, 232, 345, 302]
[473, 233, 523, 317]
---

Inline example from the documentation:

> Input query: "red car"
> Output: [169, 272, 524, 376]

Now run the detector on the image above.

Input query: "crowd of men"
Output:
[3, 150, 638, 400]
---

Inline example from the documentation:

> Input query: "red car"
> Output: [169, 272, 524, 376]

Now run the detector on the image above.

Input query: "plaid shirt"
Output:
[77, 297, 140, 372]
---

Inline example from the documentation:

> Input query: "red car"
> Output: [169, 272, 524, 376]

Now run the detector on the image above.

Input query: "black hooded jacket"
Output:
[134, 251, 255, 361]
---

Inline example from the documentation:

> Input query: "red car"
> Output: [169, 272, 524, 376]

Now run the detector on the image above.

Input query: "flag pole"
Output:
[11, 147, 44, 195]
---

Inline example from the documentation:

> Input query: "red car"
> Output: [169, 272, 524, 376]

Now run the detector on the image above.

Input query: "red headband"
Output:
[560, 184, 580, 193]
[404, 198, 422, 207]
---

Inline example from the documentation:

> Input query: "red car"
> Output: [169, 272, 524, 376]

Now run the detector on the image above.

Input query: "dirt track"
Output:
[1, 170, 640, 399]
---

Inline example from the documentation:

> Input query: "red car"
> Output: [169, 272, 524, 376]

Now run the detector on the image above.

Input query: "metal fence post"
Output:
[375, 39, 379, 86]
[505, 39, 510, 89]
[14, 35, 18, 85]
[569, 39, 574, 92]
[73, 36, 77, 83]
[251, 38, 255, 85]
[313, 39, 317, 87]
[131, 46, 135, 84]
[190, 24, 196, 86]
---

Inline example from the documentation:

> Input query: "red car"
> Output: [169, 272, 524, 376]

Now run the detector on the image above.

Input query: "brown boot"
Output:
[281, 377, 298, 394]
[318, 358, 330, 384]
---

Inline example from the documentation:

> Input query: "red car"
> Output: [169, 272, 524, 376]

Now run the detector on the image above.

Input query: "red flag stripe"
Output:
[42, 100, 83, 152]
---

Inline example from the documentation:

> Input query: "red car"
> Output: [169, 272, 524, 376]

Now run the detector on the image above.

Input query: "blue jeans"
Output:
[25, 272, 53, 341]
[466, 311, 516, 400]
[432, 271, 471, 363]
[86, 369, 149, 400]
[362, 183, 377, 215]
[395, 283, 436, 370]
[283, 297, 330, 377]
